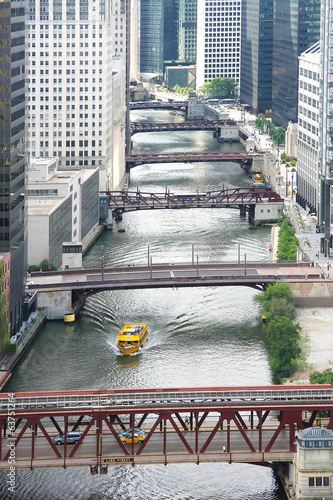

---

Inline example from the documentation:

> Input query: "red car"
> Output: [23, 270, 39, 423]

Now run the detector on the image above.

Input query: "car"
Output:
[119, 432, 146, 444]
[119, 428, 144, 437]
[53, 431, 81, 445]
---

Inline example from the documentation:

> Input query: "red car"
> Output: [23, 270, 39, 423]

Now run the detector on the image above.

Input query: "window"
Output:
[316, 477, 322, 487]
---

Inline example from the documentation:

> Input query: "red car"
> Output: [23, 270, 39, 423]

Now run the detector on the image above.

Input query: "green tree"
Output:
[203, 78, 238, 99]
[254, 282, 295, 319]
[309, 368, 333, 385]
[266, 316, 302, 382]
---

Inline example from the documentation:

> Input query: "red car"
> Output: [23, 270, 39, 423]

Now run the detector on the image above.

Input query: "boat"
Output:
[117, 323, 148, 354]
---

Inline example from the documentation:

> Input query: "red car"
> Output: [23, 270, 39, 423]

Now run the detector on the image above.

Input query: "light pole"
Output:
[101, 246, 104, 281]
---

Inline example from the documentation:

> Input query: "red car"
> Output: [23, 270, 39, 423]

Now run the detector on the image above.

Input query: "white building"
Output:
[297, 42, 321, 214]
[27, 157, 99, 268]
[27, 0, 126, 192]
[196, 0, 241, 91]
[319, 0, 333, 236]
[285, 122, 298, 159]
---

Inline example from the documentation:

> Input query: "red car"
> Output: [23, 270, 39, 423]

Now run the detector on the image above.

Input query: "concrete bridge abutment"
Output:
[289, 280, 333, 307]
[37, 290, 74, 320]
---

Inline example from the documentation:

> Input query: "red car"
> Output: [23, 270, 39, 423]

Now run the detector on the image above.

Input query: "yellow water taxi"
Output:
[117, 323, 148, 354]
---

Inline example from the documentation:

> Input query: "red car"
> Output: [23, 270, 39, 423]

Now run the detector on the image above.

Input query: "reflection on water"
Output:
[1, 110, 287, 500]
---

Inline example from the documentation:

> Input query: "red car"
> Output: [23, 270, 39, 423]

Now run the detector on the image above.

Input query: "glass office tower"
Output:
[164, 0, 179, 62]
[140, 0, 164, 75]
[0, 2, 27, 335]
[272, 0, 320, 128]
[240, 0, 273, 114]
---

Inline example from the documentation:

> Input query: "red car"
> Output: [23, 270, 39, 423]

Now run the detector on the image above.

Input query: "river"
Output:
[0, 109, 287, 500]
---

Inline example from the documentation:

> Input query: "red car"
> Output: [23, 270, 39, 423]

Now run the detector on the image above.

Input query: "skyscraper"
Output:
[26, 0, 115, 191]
[140, 0, 164, 76]
[318, 0, 333, 248]
[272, 0, 320, 128]
[178, 0, 197, 64]
[164, 0, 179, 62]
[240, 0, 273, 114]
[196, 0, 241, 91]
[0, 1, 27, 335]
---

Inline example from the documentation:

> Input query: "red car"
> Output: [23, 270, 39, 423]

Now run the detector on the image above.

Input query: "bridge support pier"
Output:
[37, 290, 74, 320]
[239, 206, 246, 216]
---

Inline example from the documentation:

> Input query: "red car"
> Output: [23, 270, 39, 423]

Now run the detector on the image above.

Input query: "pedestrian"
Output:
[222, 445, 226, 452]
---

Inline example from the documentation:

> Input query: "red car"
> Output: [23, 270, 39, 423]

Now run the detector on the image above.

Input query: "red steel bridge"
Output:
[130, 119, 236, 135]
[125, 150, 266, 170]
[0, 385, 332, 471]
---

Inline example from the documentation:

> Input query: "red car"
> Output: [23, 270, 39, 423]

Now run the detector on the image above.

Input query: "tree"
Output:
[309, 368, 333, 385]
[254, 282, 295, 319]
[203, 78, 238, 99]
[266, 316, 302, 382]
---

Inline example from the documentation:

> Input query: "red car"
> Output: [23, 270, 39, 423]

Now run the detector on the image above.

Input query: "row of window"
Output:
[300, 67, 319, 81]
[309, 476, 330, 487]
[299, 80, 319, 95]
[299, 93, 319, 109]
[29, 23, 104, 30]
[299, 119, 318, 135]
[299, 106, 318, 122]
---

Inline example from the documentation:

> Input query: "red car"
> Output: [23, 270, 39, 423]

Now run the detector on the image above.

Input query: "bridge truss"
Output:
[1, 385, 332, 471]
[104, 187, 283, 218]
[125, 151, 265, 169]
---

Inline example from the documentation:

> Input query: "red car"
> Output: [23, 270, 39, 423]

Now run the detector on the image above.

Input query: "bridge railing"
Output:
[1, 386, 332, 412]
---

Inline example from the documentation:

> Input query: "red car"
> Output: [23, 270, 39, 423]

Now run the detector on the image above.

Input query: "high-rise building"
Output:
[140, 0, 164, 76]
[0, 1, 27, 335]
[196, 0, 241, 91]
[164, 0, 179, 62]
[178, 0, 197, 64]
[318, 0, 333, 249]
[240, 0, 273, 114]
[272, 0, 320, 128]
[26, 0, 117, 191]
[297, 42, 320, 214]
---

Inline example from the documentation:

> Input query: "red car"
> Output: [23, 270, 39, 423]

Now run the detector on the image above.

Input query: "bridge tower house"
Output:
[292, 427, 333, 499]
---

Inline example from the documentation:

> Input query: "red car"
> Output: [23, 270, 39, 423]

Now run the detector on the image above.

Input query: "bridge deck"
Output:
[0, 386, 331, 470]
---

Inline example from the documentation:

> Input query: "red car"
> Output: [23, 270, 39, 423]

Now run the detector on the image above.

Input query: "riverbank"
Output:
[286, 307, 333, 383]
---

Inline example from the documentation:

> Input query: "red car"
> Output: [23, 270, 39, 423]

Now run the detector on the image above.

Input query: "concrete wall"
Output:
[290, 281, 333, 307]
[37, 291, 73, 320]
[255, 203, 284, 223]
[218, 124, 239, 141]
[27, 215, 49, 266]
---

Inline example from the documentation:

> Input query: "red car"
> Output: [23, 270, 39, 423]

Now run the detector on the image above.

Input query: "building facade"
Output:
[0, 253, 10, 360]
[27, 158, 99, 268]
[26, 0, 121, 191]
[272, 0, 321, 129]
[0, 2, 27, 335]
[240, 0, 273, 115]
[164, 0, 179, 63]
[196, 0, 241, 91]
[139, 0, 164, 76]
[294, 427, 333, 499]
[297, 43, 320, 214]
[178, 0, 197, 64]
[318, 0, 333, 249]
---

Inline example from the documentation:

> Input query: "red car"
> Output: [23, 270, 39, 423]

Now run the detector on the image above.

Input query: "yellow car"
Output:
[119, 432, 146, 444]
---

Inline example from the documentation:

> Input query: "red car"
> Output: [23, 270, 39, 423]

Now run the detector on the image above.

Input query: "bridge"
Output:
[103, 187, 282, 218]
[130, 119, 236, 135]
[25, 261, 330, 320]
[125, 151, 266, 170]
[0, 385, 331, 471]
[130, 101, 188, 111]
